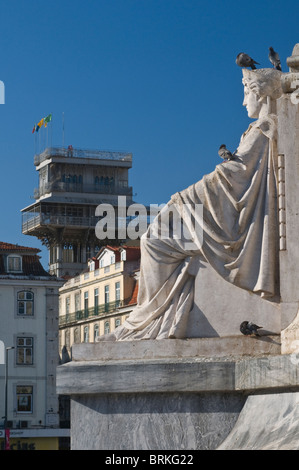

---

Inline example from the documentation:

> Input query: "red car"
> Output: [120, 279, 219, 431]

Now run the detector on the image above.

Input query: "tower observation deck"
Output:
[21, 146, 134, 278]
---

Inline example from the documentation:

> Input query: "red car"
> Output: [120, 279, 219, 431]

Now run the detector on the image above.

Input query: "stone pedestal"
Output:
[278, 44, 299, 351]
[54, 337, 299, 451]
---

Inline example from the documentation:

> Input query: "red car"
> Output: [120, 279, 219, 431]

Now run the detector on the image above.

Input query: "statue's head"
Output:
[242, 68, 283, 118]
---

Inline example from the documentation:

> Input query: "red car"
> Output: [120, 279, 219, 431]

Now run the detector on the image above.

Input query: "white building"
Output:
[59, 244, 140, 358]
[0, 242, 67, 450]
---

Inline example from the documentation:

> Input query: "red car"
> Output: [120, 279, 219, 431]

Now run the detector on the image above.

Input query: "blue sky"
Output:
[0, 0, 298, 268]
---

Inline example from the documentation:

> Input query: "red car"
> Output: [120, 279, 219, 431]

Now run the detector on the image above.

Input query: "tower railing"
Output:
[34, 147, 132, 166]
[34, 181, 133, 199]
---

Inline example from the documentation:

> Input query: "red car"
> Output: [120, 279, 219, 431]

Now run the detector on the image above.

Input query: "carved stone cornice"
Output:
[280, 44, 299, 103]
[287, 43, 299, 72]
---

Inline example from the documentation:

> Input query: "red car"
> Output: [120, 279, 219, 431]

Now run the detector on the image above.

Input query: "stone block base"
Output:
[70, 392, 245, 450]
[56, 338, 299, 450]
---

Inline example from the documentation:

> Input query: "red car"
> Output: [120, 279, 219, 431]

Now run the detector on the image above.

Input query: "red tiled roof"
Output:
[0, 242, 50, 277]
[0, 241, 40, 253]
[128, 280, 139, 305]
[96, 245, 141, 263]
[21, 255, 49, 276]
[121, 246, 140, 261]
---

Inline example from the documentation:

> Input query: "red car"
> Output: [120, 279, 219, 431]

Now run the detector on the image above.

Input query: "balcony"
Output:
[22, 212, 99, 233]
[59, 300, 132, 327]
[34, 181, 132, 199]
[34, 147, 132, 166]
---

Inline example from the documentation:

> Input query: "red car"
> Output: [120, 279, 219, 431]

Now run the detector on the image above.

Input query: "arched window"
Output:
[94, 324, 99, 341]
[84, 326, 89, 343]
[104, 321, 110, 335]
[115, 318, 121, 329]
[17, 291, 34, 316]
[74, 328, 80, 344]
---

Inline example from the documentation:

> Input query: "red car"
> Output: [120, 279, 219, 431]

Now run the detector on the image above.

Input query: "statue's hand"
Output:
[258, 115, 277, 141]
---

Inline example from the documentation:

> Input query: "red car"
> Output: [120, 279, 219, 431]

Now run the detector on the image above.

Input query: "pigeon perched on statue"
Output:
[268, 47, 282, 71]
[218, 144, 235, 161]
[240, 321, 263, 336]
[236, 52, 259, 69]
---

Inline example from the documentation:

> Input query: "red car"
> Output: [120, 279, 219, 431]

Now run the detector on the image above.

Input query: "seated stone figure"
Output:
[98, 68, 283, 341]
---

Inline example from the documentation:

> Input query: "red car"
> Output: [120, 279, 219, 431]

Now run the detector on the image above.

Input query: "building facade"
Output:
[59, 245, 140, 360]
[21, 146, 134, 278]
[0, 242, 67, 450]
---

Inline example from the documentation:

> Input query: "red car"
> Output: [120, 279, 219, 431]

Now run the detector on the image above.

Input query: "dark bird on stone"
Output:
[218, 144, 234, 161]
[269, 47, 282, 71]
[240, 321, 263, 336]
[236, 52, 259, 69]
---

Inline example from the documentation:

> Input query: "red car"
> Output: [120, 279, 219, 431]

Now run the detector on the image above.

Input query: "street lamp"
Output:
[4, 346, 14, 450]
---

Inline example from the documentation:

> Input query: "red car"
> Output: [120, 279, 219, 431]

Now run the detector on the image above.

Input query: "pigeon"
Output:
[240, 321, 263, 336]
[236, 52, 259, 69]
[268, 47, 282, 71]
[218, 144, 234, 161]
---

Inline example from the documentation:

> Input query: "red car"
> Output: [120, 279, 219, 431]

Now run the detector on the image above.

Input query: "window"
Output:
[7, 255, 22, 272]
[94, 324, 99, 341]
[84, 326, 89, 343]
[89, 261, 95, 272]
[115, 318, 121, 328]
[75, 293, 80, 313]
[104, 286, 109, 304]
[94, 288, 99, 314]
[17, 291, 34, 316]
[104, 285, 109, 312]
[104, 321, 110, 334]
[115, 282, 120, 307]
[84, 292, 88, 313]
[17, 337, 33, 365]
[16, 386, 33, 413]
[65, 297, 70, 315]
[62, 244, 74, 263]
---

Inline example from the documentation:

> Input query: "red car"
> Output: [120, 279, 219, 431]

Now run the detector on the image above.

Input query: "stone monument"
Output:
[57, 44, 299, 450]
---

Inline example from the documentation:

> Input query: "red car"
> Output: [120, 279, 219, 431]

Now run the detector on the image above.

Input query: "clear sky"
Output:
[0, 0, 298, 268]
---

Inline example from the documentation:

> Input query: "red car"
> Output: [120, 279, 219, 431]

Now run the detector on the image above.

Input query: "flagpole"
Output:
[62, 112, 65, 148]
[51, 114, 53, 148]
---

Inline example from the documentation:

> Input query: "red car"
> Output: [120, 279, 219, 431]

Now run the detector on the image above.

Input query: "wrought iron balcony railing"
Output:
[59, 299, 133, 326]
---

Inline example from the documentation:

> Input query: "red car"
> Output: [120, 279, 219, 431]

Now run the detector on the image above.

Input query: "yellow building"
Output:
[59, 245, 140, 360]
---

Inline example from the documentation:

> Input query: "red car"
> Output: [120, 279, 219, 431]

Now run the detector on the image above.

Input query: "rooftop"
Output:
[0, 241, 52, 278]
[34, 147, 132, 166]
[0, 241, 40, 253]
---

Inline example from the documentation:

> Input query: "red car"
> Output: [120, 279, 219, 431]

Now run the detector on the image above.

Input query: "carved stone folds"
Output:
[278, 154, 286, 251]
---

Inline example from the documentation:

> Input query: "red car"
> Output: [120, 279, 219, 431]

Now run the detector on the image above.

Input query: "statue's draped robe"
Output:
[110, 117, 279, 341]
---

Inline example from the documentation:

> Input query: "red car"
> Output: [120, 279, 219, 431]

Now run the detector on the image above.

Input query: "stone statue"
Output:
[98, 67, 283, 342]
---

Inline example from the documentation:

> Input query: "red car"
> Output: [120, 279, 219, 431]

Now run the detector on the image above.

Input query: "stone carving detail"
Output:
[278, 154, 286, 251]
